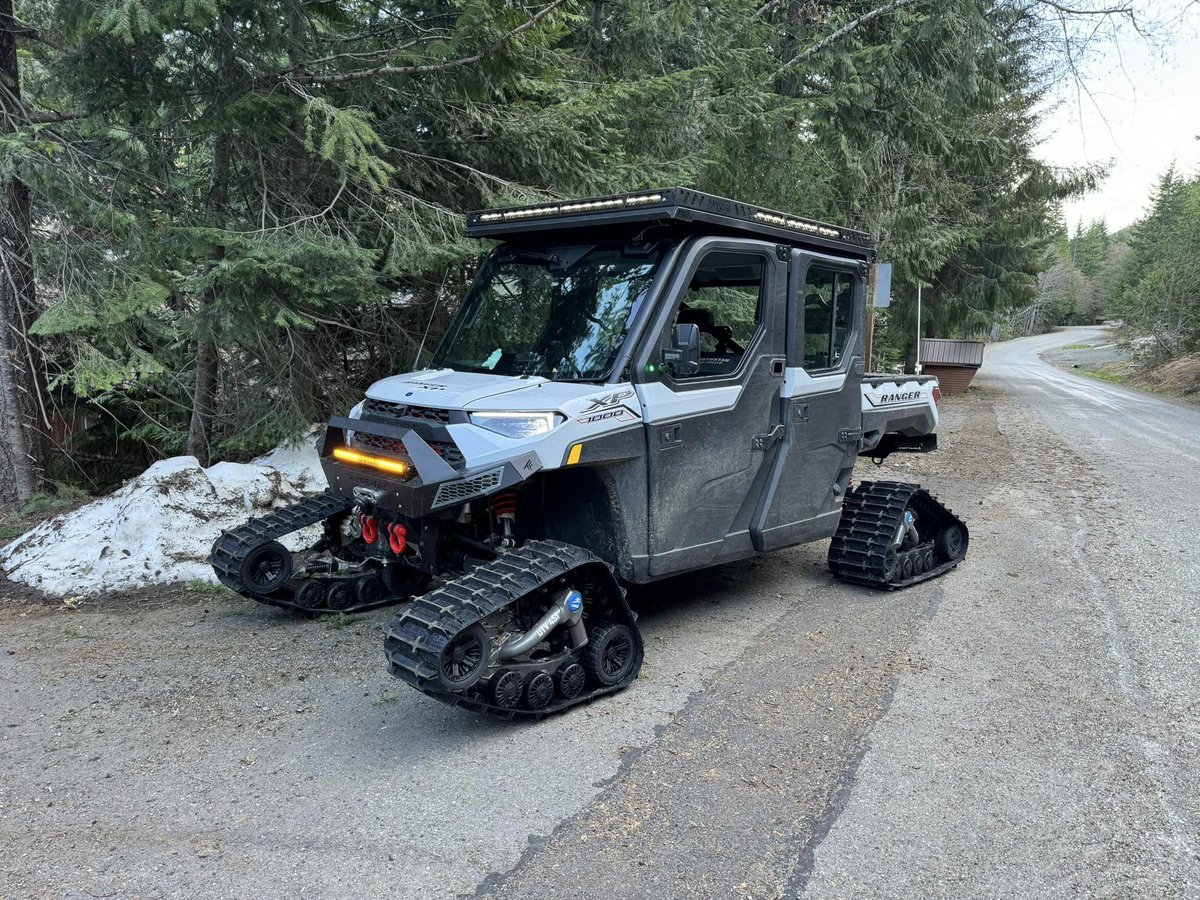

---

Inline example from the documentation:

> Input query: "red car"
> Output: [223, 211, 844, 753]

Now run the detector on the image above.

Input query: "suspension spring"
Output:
[492, 491, 518, 520]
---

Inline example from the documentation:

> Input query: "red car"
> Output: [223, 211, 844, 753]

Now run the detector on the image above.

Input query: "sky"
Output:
[1036, 0, 1200, 232]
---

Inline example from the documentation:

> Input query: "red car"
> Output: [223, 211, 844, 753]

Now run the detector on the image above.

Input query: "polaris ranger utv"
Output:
[210, 188, 968, 719]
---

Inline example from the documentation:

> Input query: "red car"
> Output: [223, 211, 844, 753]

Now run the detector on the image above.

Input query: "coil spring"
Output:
[492, 491, 518, 519]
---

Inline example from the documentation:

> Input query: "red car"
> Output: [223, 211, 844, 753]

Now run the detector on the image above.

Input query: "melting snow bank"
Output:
[1, 434, 327, 598]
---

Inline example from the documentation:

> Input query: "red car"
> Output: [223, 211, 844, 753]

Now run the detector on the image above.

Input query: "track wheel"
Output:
[556, 663, 586, 701]
[901, 553, 914, 580]
[525, 673, 554, 710]
[326, 581, 354, 610]
[935, 524, 966, 563]
[439, 624, 490, 692]
[356, 573, 385, 606]
[493, 670, 523, 709]
[239, 541, 293, 596]
[923, 548, 935, 571]
[881, 546, 897, 581]
[583, 623, 636, 687]
[295, 580, 326, 610]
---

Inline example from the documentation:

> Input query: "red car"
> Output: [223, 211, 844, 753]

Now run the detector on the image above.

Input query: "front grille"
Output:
[355, 397, 465, 470]
[363, 398, 451, 424]
[353, 432, 406, 456]
[432, 468, 504, 509]
[351, 432, 466, 471]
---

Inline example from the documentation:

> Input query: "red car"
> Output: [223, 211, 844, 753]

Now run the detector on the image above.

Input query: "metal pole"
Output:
[865, 267, 876, 373]
[915, 281, 923, 375]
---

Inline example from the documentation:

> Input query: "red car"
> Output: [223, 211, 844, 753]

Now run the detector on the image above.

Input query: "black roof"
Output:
[465, 187, 875, 261]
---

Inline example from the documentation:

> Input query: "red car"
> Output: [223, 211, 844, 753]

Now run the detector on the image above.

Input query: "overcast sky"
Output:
[1037, 0, 1200, 232]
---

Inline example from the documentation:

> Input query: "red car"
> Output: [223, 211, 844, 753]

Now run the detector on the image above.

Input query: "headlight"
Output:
[469, 411, 563, 439]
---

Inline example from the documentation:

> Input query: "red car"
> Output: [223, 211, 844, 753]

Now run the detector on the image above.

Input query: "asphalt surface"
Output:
[2, 326, 1198, 899]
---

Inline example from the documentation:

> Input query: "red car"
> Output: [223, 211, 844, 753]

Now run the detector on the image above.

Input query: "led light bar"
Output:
[476, 192, 665, 224]
[332, 446, 410, 477]
[751, 210, 842, 239]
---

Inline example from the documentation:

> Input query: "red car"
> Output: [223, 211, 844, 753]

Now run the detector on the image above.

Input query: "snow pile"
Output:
[1, 432, 327, 597]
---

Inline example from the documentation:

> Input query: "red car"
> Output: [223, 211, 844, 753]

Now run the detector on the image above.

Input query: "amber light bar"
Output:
[332, 446, 410, 477]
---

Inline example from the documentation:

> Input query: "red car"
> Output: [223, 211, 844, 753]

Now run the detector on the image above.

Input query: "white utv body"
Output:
[211, 188, 967, 719]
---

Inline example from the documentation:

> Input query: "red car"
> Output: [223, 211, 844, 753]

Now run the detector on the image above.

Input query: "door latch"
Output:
[752, 424, 785, 451]
[660, 424, 683, 447]
[838, 429, 862, 444]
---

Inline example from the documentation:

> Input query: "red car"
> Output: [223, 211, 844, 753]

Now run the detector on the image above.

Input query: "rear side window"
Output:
[803, 267, 856, 370]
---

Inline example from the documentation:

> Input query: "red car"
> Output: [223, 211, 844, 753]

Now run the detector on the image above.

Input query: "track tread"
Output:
[208, 492, 408, 614]
[383, 539, 642, 721]
[829, 480, 968, 590]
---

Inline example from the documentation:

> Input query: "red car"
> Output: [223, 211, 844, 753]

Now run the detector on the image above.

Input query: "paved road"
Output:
[982, 324, 1200, 469]
[2, 326, 1198, 899]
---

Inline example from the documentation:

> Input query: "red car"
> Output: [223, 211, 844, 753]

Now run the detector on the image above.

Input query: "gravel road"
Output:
[2, 326, 1197, 899]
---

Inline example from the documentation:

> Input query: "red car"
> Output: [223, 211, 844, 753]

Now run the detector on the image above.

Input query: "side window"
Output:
[671, 251, 764, 379]
[803, 267, 857, 370]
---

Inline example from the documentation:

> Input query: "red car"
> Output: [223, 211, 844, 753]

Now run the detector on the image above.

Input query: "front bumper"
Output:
[319, 416, 543, 517]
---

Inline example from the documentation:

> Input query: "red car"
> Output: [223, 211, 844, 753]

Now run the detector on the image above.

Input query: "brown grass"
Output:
[1139, 353, 1200, 399]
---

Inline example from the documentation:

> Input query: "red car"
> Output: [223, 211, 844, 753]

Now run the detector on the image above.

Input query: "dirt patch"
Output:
[1139, 353, 1200, 399]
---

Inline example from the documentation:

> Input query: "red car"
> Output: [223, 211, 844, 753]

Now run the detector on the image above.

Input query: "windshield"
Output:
[432, 243, 666, 380]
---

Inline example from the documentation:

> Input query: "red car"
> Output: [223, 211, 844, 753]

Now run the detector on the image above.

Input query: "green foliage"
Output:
[1109, 168, 1200, 359]
[303, 99, 394, 190]
[1071, 221, 1110, 278]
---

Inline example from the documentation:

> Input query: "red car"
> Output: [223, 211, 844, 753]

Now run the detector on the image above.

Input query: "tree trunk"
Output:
[774, 0, 806, 99]
[185, 11, 234, 465]
[0, 0, 50, 504]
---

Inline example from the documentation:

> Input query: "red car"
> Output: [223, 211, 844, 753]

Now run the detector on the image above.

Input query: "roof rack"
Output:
[465, 187, 874, 260]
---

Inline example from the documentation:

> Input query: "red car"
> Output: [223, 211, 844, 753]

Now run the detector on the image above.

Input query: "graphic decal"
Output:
[581, 389, 635, 413]
[578, 405, 641, 426]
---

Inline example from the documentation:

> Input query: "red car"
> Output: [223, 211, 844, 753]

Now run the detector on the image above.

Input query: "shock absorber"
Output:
[493, 491, 518, 548]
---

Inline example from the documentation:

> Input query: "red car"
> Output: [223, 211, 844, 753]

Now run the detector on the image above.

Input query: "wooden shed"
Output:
[920, 338, 984, 393]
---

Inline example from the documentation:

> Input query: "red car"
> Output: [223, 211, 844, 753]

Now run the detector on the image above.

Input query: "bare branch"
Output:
[1034, 0, 1134, 18]
[772, 0, 922, 79]
[289, 0, 572, 86]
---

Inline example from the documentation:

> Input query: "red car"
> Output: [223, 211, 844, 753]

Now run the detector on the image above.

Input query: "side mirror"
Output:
[662, 323, 700, 376]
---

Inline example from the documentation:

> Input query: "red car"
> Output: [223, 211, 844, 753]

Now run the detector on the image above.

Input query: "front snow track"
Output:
[384, 540, 644, 721]
[828, 480, 969, 589]
[209, 492, 413, 614]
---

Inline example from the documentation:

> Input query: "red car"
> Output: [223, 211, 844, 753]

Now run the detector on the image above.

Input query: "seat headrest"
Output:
[677, 306, 715, 328]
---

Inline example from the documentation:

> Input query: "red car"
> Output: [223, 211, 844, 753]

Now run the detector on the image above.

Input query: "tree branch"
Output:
[772, 0, 921, 78]
[288, 0, 572, 86]
[1033, 0, 1134, 17]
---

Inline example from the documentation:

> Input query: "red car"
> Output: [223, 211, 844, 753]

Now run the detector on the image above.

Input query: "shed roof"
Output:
[920, 338, 985, 367]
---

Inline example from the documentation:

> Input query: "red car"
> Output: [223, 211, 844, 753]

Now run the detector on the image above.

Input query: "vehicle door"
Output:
[750, 251, 864, 551]
[631, 238, 787, 576]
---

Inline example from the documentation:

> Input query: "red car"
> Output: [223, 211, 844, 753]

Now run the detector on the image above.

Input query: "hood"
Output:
[366, 368, 544, 409]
